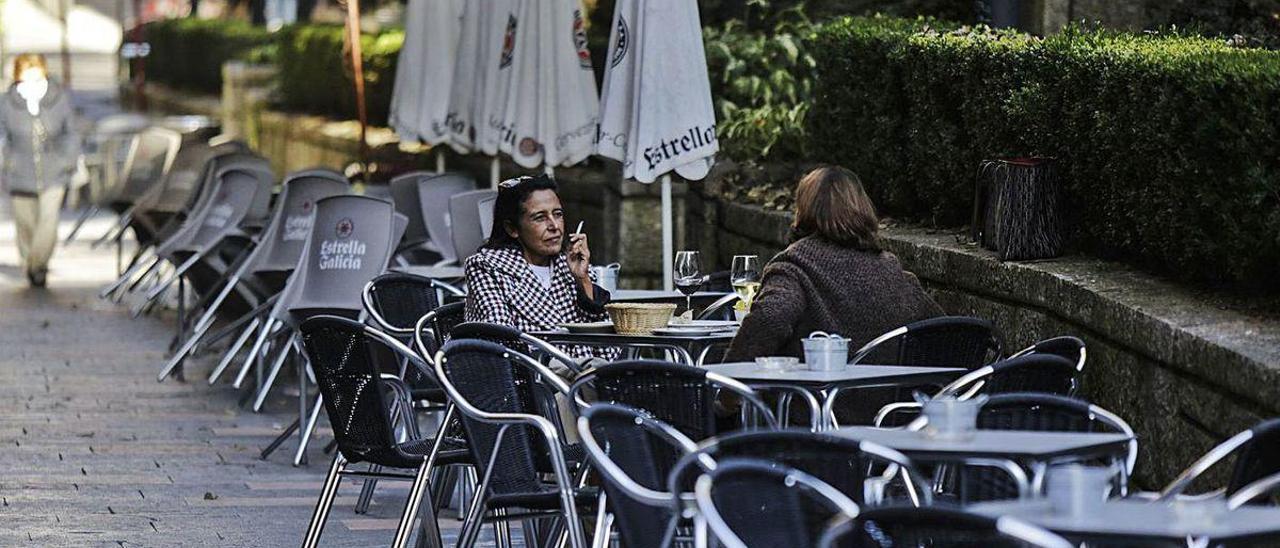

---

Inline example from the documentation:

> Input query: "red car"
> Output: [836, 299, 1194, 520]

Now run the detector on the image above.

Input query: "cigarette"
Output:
[574, 221, 584, 235]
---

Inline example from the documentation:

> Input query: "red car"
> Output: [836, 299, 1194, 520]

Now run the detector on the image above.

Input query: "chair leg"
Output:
[301, 453, 346, 548]
[493, 508, 512, 548]
[234, 317, 277, 389]
[293, 393, 324, 466]
[456, 490, 488, 548]
[252, 332, 294, 412]
[589, 492, 610, 548]
[392, 457, 443, 548]
[355, 465, 380, 514]
[208, 317, 259, 385]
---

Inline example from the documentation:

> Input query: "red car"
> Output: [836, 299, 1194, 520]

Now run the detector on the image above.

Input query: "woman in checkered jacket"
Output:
[464, 174, 612, 371]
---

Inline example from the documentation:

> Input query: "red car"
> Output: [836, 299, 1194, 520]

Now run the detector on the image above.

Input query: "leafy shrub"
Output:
[274, 24, 404, 126]
[141, 18, 271, 92]
[809, 16, 1280, 288]
[705, 8, 817, 161]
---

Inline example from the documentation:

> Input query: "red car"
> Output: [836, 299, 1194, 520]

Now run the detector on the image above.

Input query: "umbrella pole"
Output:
[490, 157, 500, 189]
[435, 149, 445, 174]
[661, 174, 674, 291]
[345, 0, 369, 180]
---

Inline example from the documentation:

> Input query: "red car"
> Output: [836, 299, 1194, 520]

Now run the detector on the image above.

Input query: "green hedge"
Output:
[274, 24, 403, 126]
[142, 18, 271, 92]
[808, 16, 1280, 289]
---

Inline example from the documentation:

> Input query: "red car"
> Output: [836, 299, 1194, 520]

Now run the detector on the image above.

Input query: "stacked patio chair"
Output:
[388, 171, 454, 265]
[158, 169, 351, 383]
[818, 506, 1074, 548]
[954, 393, 1137, 503]
[694, 459, 861, 548]
[90, 125, 184, 270]
[569, 360, 778, 441]
[119, 163, 275, 321]
[64, 113, 150, 242]
[449, 189, 498, 264]
[99, 149, 269, 302]
[1154, 418, 1280, 502]
[828, 316, 1004, 426]
[413, 301, 467, 359]
[245, 195, 407, 465]
[431, 338, 599, 548]
[418, 173, 480, 266]
[873, 353, 1081, 427]
[296, 315, 471, 548]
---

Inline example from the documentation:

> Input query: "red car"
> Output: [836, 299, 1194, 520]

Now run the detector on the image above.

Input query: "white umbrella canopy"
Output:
[597, 0, 718, 289]
[388, 0, 464, 147]
[447, 0, 510, 156]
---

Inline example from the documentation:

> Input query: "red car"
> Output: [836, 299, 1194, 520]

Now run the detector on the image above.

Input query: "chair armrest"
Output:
[874, 402, 922, 428]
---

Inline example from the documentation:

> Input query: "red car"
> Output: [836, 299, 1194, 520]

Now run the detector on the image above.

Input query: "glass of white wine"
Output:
[731, 255, 761, 309]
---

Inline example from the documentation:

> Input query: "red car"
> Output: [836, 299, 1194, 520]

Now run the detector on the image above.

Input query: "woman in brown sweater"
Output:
[725, 166, 943, 362]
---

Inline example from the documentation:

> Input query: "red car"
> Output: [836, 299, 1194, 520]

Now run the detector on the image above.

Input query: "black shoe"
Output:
[28, 269, 47, 288]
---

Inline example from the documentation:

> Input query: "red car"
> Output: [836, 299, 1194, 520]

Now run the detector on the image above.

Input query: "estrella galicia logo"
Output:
[335, 218, 354, 239]
[572, 9, 591, 69]
[499, 14, 518, 69]
[611, 16, 629, 68]
[518, 137, 541, 157]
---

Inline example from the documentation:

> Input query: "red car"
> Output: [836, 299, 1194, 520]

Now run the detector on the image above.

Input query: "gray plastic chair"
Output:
[134, 165, 276, 320]
[449, 189, 498, 263]
[417, 173, 477, 265]
[477, 193, 496, 241]
[389, 171, 436, 256]
[248, 195, 408, 464]
[164, 170, 350, 384]
[112, 126, 182, 210]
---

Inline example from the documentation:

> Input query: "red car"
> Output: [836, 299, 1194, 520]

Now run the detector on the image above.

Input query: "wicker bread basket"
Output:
[605, 303, 676, 335]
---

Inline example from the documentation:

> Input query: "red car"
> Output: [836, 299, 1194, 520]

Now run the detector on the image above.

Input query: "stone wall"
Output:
[689, 185, 1280, 488]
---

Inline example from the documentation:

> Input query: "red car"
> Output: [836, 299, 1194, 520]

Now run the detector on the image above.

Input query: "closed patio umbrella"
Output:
[388, 0, 463, 169]
[597, 0, 718, 290]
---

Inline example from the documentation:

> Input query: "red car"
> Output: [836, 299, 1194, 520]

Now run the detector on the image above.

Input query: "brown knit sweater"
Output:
[724, 236, 943, 362]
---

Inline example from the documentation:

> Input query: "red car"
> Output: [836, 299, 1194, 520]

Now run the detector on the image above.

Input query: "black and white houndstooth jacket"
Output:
[463, 244, 610, 359]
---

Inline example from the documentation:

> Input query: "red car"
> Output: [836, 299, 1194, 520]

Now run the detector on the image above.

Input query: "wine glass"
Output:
[731, 255, 761, 309]
[673, 251, 702, 314]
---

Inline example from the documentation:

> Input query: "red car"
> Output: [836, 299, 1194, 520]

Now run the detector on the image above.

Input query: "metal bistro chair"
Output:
[251, 197, 407, 466]
[449, 189, 498, 264]
[1009, 336, 1086, 372]
[413, 301, 468, 360]
[955, 393, 1137, 503]
[433, 338, 598, 548]
[363, 272, 465, 343]
[829, 316, 1003, 427]
[577, 403, 698, 548]
[418, 172, 478, 266]
[873, 354, 1080, 428]
[161, 171, 351, 383]
[669, 430, 933, 510]
[297, 315, 471, 548]
[695, 459, 861, 548]
[1227, 470, 1280, 509]
[569, 360, 779, 443]
[818, 506, 1074, 548]
[1156, 418, 1280, 503]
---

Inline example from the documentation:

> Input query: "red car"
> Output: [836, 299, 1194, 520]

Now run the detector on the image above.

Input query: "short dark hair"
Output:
[790, 165, 882, 251]
[484, 174, 560, 249]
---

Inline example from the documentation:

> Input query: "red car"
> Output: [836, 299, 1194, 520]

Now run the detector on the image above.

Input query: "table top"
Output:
[705, 362, 964, 387]
[610, 290, 731, 302]
[832, 427, 1134, 461]
[973, 499, 1280, 541]
[530, 330, 737, 344]
[391, 265, 466, 280]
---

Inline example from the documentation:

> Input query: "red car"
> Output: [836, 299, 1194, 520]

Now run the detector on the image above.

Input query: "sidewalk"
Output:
[0, 210, 489, 545]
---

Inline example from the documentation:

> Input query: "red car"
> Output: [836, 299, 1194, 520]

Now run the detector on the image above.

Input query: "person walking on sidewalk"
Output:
[1, 54, 80, 287]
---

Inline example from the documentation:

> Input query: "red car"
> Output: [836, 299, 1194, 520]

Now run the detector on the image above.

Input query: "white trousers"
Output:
[11, 186, 64, 273]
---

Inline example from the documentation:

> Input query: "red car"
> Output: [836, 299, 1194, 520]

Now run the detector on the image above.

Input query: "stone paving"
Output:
[0, 208, 494, 546]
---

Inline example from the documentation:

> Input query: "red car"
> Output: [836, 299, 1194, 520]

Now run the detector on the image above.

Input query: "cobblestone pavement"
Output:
[0, 208, 498, 546]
